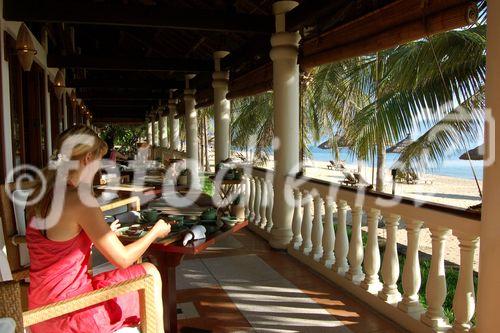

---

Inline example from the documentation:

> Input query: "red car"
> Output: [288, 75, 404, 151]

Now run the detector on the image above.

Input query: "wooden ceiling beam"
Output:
[48, 54, 212, 72]
[4, 0, 274, 34]
[78, 91, 166, 101]
[67, 78, 183, 89]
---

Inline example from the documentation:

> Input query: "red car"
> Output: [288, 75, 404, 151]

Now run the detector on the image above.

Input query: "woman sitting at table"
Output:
[26, 125, 170, 333]
[104, 136, 128, 162]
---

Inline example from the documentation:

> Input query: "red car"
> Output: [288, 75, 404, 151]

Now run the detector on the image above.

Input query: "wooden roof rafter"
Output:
[4, 0, 275, 34]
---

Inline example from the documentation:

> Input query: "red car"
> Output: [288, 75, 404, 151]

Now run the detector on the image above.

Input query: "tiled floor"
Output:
[176, 229, 407, 333]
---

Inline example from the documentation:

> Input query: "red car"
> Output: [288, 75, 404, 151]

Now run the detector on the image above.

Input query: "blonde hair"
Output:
[28, 125, 108, 218]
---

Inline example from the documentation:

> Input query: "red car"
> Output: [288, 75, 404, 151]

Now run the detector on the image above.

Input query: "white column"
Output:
[146, 118, 152, 145]
[259, 178, 268, 229]
[310, 196, 324, 261]
[151, 112, 157, 147]
[185, 74, 199, 187]
[346, 206, 364, 282]
[168, 91, 180, 151]
[477, 1, 500, 331]
[452, 233, 479, 332]
[291, 190, 303, 249]
[161, 112, 169, 148]
[332, 200, 349, 274]
[269, 1, 301, 249]
[212, 51, 230, 164]
[62, 92, 68, 130]
[253, 177, 261, 225]
[265, 180, 274, 232]
[379, 214, 402, 304]
[158, 109, 165, 148]
[361, 208, 382, 293]
[421, 227, 451, 330]
[299, 192, 313, 255]
[398, 220, 424, 315]
[248, 177, 256, 222]
[320, 197, 335, 267]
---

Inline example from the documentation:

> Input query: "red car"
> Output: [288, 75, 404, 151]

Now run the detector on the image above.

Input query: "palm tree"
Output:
[309, 23, 486, 191]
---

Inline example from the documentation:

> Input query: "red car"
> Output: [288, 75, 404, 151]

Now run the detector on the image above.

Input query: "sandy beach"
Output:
[248, 157, 481, 271]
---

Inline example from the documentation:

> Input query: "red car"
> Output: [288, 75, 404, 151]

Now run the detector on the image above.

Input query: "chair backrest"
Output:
[0, 183, 35, 277]
[343, 171, 357, 182]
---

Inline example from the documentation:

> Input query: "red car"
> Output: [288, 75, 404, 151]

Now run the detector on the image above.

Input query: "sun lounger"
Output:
[340, 171, 358, 186]
[327, 160, 346, 171]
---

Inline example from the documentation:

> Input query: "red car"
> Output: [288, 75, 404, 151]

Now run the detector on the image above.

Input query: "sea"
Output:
[308, 146, 484, 181]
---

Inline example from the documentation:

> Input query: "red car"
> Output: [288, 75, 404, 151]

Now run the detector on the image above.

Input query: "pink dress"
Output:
[27, 218, 146, 333]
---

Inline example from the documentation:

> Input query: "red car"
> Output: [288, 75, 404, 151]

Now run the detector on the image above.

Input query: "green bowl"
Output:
[200, 208, 217, 221]
[140, 210, 159, 224]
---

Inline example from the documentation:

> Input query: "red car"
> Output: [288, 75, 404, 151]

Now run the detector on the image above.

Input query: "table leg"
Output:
[155, 252, 184, 333]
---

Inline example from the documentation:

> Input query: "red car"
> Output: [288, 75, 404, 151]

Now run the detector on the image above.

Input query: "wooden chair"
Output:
[0, 275, 157, 333]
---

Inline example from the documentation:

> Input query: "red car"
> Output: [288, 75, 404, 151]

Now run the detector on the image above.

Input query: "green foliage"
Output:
[201, 175, 214, 197]
[100, 124, 147, 155]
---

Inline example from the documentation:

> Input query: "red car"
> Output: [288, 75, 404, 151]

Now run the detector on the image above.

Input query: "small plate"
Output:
[117, 226, 147, 238]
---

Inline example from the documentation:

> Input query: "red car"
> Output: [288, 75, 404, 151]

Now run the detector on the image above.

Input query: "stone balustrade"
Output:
[244, 167, 480, 333]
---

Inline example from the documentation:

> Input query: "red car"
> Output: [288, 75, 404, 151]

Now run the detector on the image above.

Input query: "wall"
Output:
[0, 0, 59, 181]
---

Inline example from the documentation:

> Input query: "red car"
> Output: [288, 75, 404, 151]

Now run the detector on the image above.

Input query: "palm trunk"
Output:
[374, 52, 385, 192]
[376, 141, 385, 191]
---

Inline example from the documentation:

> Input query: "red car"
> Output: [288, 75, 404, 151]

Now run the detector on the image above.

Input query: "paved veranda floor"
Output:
[175, 228, 407, 333]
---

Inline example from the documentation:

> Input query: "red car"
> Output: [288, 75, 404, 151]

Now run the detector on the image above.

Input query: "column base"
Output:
[360, 276, 382, 294]
[269, 227, 293, 249]
[320, 255, 334, 269]
[310, 249, 323, 262]
[345, 268, 364, 283]
[398, 299, 424, 316]
[378, 287, 402, 304]
[421, 311, 450, 330]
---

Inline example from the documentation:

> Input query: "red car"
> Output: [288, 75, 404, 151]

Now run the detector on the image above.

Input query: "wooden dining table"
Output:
[121, 220, 248, 333]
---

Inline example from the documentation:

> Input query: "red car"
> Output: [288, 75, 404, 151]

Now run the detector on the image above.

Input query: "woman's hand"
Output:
[152, 219, 171, 238]
[110, 219, 121, 233]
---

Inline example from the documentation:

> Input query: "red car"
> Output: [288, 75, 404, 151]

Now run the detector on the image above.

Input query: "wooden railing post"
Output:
[346, 206, 364, 282]
[398, 219, 424, 315]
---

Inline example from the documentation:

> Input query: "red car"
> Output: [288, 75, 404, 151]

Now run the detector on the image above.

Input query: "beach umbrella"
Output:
[459, 144, 484, 160]
[386, 134, 413, 153]
[318, 135, 348, 149]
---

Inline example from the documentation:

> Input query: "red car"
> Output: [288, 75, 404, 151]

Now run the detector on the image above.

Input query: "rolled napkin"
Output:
[182, 225, 207, 246]
[0, 318, 16, 333]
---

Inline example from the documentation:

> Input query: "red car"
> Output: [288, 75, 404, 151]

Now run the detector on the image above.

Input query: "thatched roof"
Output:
[459, 144, 484, 160]
[318, 135, 348, 150]
[386, 134, 413, 153]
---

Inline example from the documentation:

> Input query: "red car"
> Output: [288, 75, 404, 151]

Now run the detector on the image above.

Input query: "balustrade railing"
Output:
[243, 167, 480, 333]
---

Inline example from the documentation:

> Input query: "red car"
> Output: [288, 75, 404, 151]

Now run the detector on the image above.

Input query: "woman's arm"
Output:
[78, 205, 170, 269]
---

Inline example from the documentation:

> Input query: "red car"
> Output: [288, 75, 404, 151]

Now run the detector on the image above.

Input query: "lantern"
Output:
[54, 69, 65, 99]
[16, 24, 37, 71]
